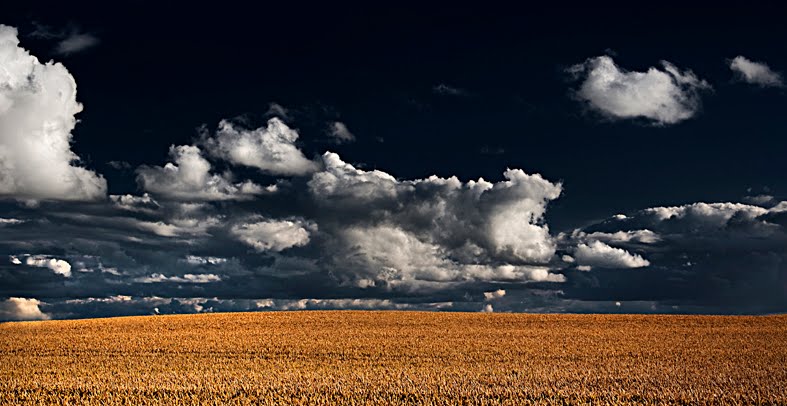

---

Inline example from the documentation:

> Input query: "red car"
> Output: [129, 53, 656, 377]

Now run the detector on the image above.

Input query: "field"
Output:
[1, 312, 786, 405]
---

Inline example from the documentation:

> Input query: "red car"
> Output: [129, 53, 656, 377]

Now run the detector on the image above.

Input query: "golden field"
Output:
[1, 312, 786, 405]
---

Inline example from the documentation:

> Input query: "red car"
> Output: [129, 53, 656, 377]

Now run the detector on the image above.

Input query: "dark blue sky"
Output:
[6, 3, 785, 229]
[1, 2, 785, 319]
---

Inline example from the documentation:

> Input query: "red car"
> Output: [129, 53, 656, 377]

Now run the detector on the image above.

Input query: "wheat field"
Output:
[1, 312, 785, 405]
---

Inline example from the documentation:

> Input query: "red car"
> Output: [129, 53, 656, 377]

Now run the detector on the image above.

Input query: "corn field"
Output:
[1, 311, 785, 405]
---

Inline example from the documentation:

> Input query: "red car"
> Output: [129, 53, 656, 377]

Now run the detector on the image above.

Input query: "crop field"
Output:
[1, 312, 786, 405]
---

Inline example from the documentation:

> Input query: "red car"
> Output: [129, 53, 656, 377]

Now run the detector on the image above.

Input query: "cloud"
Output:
[433, 83, 467, 96]
[28, 23, 99, 56]
[203, 118, 318, 176]
[328, 121, 356, 144]
[484, 289, 506, 300]
[183, 255, 227, 265]
[574, 241, 650, 269]
[107, 161, 132, 170]
[729, 56, 783, 87]
[137, 145, 263, 201]
[110, 193, 160, 213]
[583, 229, 660, 244]
[560, 199, 787, 313]
[306, 152, 565, 290]
[10, 255, 72, 277]
[55, 33, 99, 55]
[0, 297, 50, 321]
[230, 218, 314, 252]
[568, 55, 710, 125]
[0, 218, 25, 226]
[0, 25, 107, 201]
[265, 102, 290, 120]
[481, 303, 494, 312]
[310, 152, 563, 265]
[133, 273, 221, 284]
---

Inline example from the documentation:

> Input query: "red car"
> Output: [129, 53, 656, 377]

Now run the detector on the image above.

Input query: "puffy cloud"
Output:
[55, 33, 100, 55]
[203, 118, 318, 176]
[642, 202, 770, 233]
[137, 145, 263, 201]
[231, 218, 314, 252]
[0, 25, 107, 201]
[729, 56, 783, 87]
[307, 153, 565, 290]
[308, 152, 400, 202]
[568, 55, 710, 125]
[0, 297, 49, 321]
[328, 121, 356, 144]
[481, 303, 494, 313]
[333, 225, 563, 289]
[310, 152, 562, 265]
[484, 289, 506, 300]
[110, 193, 160, 213]
[574, 241, 650, 269]
[11, 255, 73, 277]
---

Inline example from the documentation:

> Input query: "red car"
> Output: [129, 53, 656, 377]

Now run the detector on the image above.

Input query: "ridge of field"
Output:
[2, 311, 786, 405]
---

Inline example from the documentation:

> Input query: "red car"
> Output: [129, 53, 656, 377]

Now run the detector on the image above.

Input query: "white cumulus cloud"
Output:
[0, 297, 50, 321]
[729, 56, 783, 87]
[231, 218, 314, 252]
[574, 240, 650, 269]
[12, 255, 73, 277]
[569, 55, 710, 125]
[328, 121, 356, 144]
[0, 25, 106, 201]
[484, 289, 506, 300]
[137, 145, 263, 201]
[204, 117, 318, 176]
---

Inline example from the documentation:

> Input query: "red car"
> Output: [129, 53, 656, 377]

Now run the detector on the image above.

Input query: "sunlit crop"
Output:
[1, 312, 785, 404]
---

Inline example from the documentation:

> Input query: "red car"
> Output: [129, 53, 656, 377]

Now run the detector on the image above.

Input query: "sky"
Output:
[1, 3, 786, 320]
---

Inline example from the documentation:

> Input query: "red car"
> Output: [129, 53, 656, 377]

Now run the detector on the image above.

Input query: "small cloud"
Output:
[481, 303, 494, 313]
[55, 32, 100, 55]
[729, 56, 784, 87]
[433, 83, 468, 96]
[576, 265, 593, 271]
[574, 240, 650, 269]
[0, 218, 25, 226]
[13, 255, 72, 277]
[568, 55, 710, 125]
[480, 146, 505, 155]
[483, 289, 506, 301]
[742, 194, 775, 206]
[107, 160, 132, 170]
[183, 255, 227, 265]
[265, 102, 290, 120]
[328, 121, 356, 144]
[134, 273, 222, 284]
